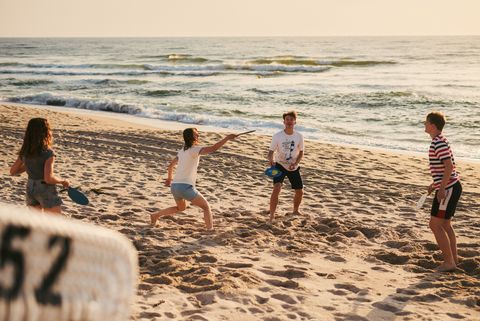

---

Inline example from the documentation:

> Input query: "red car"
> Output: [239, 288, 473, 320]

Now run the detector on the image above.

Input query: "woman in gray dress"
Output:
[10, 118, 69, 214]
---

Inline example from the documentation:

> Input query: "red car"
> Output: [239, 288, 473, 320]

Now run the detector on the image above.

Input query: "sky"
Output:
[0, 0, 479, 37]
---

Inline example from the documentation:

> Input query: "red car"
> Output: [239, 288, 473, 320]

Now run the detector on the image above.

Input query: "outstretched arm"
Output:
[164, 156, 178, 186]
[199, 134, 237, 155]
[10, 157, 26, 176]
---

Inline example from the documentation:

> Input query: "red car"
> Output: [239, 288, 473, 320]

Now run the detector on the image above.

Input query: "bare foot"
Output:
[435, 263, 457, 272]
[269, 211, 275, 222]
[292, 210, 302, 215]
[150, 213, 159, 227]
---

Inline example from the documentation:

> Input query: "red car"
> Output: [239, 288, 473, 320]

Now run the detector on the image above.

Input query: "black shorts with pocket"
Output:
[272, 163, 303, 190]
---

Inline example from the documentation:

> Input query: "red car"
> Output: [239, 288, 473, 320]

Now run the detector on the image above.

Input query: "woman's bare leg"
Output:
[190, 194, 212, 230]
[150, 198, 186, 226]
[43, 206, 62, 215]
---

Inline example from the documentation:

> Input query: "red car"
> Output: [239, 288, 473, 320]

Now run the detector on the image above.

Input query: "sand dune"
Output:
[1, 104, 479, 321]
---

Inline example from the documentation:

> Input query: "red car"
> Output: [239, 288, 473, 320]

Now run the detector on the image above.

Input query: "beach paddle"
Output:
[415, 193, 428, 210]
[67, 187, 89, 205]
[264, 165, 283, 178]
[237, 130, 256, 136]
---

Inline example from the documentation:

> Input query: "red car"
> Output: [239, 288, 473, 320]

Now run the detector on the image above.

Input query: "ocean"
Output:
[1, 37, 479, 159]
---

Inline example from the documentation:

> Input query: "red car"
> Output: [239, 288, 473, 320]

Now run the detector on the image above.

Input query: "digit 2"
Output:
[34, 235, 71, 305]
[0, 225, 72, 306]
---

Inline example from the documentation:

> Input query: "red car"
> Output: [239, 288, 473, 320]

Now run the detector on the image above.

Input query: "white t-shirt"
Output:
[269, 130, 304, 170]
[172, 146, 203, 186]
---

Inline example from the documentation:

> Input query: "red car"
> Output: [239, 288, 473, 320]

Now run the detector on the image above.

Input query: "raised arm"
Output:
[199, 134, 237, 155]
[10, 157, 26, 176]
[164, 156, 178, 187]
[44, 156, 69, 188]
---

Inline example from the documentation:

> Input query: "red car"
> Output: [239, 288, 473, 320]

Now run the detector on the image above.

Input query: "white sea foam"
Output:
[8, 93, 144, 115]
[1, 36, 479, 159]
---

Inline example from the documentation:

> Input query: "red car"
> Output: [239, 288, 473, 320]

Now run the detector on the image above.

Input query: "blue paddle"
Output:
[264, 166, 283, 178]
[67, 187, 89, 205]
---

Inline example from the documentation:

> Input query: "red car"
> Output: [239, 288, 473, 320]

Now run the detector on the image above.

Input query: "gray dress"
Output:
[22, 149, 62, 208]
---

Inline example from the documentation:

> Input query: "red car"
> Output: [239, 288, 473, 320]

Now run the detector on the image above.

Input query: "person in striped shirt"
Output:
[424, 111, 462, 272]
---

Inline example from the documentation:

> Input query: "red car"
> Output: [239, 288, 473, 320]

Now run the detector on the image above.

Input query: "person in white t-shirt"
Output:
[267, 111, 304, 222]
[150, 128, 237, 230]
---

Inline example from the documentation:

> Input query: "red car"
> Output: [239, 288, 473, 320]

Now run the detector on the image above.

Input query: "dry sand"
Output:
[1, 104, 479, 321]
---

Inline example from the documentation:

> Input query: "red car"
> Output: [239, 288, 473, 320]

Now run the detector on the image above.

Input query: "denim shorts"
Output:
[170, 183, 199, 201]
[26, 179, 63, 208]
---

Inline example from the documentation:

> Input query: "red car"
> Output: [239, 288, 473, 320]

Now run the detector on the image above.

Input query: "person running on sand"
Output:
[267, 110, 304, 222]
[424, 111, 462, 272]
[10, 118, 70, 214]
[150, 128, 237, 230]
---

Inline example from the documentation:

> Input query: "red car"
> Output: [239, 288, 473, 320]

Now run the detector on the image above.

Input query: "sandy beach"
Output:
[1, 103, 479, 321]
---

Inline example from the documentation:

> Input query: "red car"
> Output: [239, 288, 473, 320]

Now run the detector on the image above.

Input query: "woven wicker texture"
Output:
[0, 203, 138, 321]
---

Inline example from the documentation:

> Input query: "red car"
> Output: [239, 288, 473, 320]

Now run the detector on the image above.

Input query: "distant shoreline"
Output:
[4, 101, 480, 164]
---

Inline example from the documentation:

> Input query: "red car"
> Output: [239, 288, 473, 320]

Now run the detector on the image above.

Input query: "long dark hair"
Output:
[183, 128, 197, 150]
[18, 118, 53, 158]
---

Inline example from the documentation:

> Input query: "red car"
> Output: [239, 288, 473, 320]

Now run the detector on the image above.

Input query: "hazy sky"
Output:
[1, 0, 479, 37]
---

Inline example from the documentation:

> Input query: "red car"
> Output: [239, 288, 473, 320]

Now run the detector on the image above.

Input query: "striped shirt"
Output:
[429, 134, 459, 189]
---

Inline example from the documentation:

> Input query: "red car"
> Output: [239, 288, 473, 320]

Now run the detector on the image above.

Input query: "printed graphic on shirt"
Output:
[270, 131, 304, 170]
[282, 140, 296, 163]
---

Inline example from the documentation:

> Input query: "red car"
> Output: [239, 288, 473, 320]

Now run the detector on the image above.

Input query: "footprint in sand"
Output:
[241, 256, 261, 261]
[248, 307, 264, 314]
[371, 302, 400, 313]
[139, 311, 162, 318]
[333, 313, 369, 321]
[373, 251, 409, 265]
[195, 292, 216, 306]
[100, 214, 119, 221]
[195, 255, 217, 263]
[342, 230, 365, 238]
[265, 279, 299, 289]
[412, 293, 443, 302]
[334, 283, 362, 294]
[270, 293, 297, 304]
[325, 255, 347, 263]
[446, 312, 467, 319]
[255, 295, 269, 304]
[316, 272, 337, 279]
[259, 268, 308, 279]
[144, 275, 174, 285]
[223, 262, 254, 268]
[458, 258, 480, 274]
[383, 240, 409, 249]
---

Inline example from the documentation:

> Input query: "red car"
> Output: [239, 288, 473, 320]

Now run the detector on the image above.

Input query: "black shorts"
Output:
[431, 181, 462, 220]
[272, 163, 303, 190]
